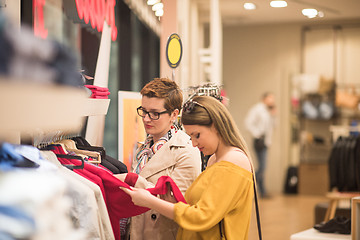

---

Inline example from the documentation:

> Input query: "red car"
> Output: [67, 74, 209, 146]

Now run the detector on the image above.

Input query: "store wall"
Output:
[223, 21, 360, 194]
[223, 23, 302, 194]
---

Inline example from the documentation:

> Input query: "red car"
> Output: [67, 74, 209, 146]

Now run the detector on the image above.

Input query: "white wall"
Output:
[223, 23, 302, 194]
[223, 21, 360, 194]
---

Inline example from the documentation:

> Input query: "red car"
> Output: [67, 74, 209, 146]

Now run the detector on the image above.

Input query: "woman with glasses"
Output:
[121, 95, 257, 240]
[115, 78, 201, 240]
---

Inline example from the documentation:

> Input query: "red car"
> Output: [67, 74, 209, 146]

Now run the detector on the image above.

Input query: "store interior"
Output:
[1, 0, 360, 240]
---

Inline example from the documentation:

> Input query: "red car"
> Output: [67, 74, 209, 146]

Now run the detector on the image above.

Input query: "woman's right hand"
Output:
[120, 186, 154, 208]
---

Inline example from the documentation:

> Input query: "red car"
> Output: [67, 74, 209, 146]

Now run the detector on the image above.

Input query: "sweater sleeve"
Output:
[173, 166, 252, 232]
[133, 175, 155, 189]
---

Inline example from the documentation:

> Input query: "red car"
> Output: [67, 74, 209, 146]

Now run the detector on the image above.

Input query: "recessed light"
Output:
[270, 0, 287, 8]
[244, 3, 256, 10]
[155, 9, 164, 17]
[152, 2, 163, 11]
[302, 8, 318, 18]
[147, 0, 160, 5]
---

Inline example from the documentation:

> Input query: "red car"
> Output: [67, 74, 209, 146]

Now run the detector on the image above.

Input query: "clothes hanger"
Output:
[58, 139, 101, 164]
[56, 154, 84, 170]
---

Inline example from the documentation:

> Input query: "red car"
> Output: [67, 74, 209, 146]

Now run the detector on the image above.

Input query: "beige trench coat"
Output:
[129, 130, 201, 240]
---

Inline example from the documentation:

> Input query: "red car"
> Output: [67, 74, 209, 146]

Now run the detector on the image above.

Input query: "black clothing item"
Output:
[328, 136, 360, 191]
[314, 216, 351, 234]
[284, 166, 298, 194]
[104, 154, 128, 173]
[254, 136, 266, 151]
[72, 136, 128, 174]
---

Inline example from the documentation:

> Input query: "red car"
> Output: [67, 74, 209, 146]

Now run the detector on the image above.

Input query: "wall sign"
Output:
[166, 33, 183, 68]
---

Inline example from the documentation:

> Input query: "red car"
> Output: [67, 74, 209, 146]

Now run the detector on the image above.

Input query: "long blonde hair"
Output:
[181, 96, 251, 158]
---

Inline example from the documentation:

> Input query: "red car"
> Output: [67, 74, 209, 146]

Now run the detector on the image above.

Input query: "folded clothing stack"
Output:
[84, 85, 110, 99]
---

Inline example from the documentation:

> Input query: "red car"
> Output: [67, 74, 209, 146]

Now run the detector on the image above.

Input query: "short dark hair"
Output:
[140, 78, 183, 112]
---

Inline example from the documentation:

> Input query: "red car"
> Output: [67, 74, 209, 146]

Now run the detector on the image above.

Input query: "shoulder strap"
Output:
[253, 174, 263, 240]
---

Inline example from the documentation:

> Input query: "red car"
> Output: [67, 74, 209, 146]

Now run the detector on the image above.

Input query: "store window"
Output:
[22, 0, 159, 161]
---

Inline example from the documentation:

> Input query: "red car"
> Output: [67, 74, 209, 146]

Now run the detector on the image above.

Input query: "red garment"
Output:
[49, 145, 186, 240]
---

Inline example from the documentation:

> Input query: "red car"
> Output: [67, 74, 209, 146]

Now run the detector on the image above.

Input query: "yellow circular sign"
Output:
[166, 33, 182, 68]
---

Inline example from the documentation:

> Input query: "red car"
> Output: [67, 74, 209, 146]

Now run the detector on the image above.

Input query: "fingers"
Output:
[119, 186, 133, 195]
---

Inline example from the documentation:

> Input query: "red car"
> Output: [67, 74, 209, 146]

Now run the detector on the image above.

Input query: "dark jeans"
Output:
[254, 142, 268, 196]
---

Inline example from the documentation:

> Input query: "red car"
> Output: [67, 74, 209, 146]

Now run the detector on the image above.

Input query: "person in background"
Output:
[121, 96, 255, 240]
[115, 78, 201, 240]
[245, 92, 276, 198]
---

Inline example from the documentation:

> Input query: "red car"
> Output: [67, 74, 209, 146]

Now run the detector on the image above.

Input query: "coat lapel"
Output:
[139, 130, 189, 179]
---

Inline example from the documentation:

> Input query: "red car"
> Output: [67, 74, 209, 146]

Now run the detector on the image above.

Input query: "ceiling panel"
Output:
[196, 0, 360, 25]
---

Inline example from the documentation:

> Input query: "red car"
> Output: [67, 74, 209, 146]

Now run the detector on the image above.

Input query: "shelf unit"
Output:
[0, 79, 110, 143]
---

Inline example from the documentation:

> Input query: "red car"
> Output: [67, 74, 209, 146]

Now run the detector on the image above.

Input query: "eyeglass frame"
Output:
[136, 106, 170, 120]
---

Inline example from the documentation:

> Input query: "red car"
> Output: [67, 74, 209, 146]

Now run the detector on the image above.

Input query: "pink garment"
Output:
[85, 85, 109, 92]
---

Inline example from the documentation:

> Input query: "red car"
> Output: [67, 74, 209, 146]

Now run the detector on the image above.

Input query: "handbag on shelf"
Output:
[335, 88, 359, 109]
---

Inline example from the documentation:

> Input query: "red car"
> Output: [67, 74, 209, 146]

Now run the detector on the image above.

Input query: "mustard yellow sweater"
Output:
[174, 161, 254, 240]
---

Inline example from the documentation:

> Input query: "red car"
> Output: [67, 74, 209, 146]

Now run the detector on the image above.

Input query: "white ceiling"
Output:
[196, 0, 360, 26]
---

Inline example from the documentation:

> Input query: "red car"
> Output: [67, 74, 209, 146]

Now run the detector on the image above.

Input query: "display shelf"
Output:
[81, 99, 111, 116]
[0, 80, 110, 138]
[290, 228, 351, 240]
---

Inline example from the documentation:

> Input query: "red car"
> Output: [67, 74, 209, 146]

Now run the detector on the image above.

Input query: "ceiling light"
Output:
[155, 9, 164, 17]
[270, 1, 287, 8]
[152, 2, 163, 11]
[147, 0, 160, 5]
[317, 11, 324, 18]
[244, 3, 256, 10]
[302, 8, 318, 18]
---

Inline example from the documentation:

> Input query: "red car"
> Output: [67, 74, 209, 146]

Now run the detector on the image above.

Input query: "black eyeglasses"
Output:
[136, 106, 169, 120]
[182, 99, 206, 114]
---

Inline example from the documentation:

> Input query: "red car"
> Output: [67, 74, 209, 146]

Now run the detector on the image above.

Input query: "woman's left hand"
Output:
[120, 187, 154, 208]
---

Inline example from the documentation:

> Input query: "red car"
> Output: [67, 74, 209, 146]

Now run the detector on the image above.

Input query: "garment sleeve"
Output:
[245, 105, 263, 138]
[133, 146, 201, 193]
[134, 175, 155, 189]
[173, 168, 252, 232]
